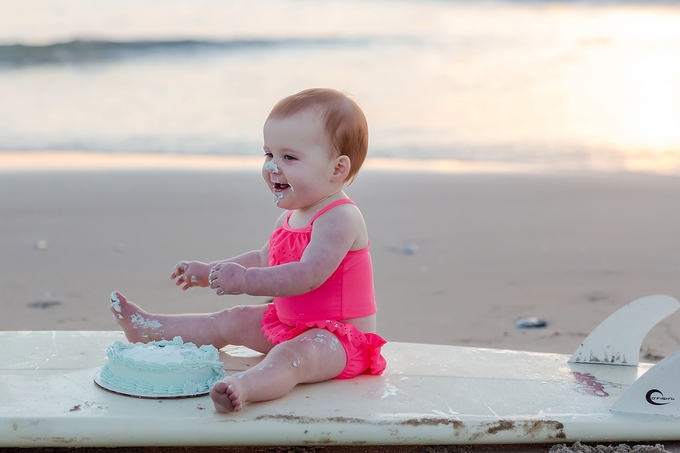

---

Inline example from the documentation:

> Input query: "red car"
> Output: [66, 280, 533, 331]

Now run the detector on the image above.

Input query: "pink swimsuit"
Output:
[260, 199, 387, 379]
[269, 199, 377, 323]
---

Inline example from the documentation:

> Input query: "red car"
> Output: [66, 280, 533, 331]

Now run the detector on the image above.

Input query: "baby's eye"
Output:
[283, 155, 297, 161]
[264, 152, 273, 159]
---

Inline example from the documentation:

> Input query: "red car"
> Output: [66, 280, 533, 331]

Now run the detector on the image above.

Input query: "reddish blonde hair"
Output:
[267, 88, 368, 184]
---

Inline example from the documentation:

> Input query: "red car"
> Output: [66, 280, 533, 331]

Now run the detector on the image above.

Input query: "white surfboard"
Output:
[2, 295, 680, 447]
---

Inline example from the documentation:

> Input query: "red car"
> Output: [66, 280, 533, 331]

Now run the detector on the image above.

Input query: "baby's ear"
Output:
[332, 155, 351, 181]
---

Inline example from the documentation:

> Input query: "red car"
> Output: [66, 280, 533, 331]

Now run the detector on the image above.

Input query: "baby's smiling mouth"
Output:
[271, 181, 292, 206]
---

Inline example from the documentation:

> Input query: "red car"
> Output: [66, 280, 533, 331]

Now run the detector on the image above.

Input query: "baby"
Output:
[111, 88, 386, 413]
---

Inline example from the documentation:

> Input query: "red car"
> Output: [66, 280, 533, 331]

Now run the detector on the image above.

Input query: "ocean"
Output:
[1, 0, 680, 174]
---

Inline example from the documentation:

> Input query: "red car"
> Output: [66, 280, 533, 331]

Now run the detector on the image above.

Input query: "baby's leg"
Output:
[210, 328, 347, 412]
[109, 291, 273, 352]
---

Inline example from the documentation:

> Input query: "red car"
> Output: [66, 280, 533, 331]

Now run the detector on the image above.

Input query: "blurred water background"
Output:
[1, 0, 680, 174]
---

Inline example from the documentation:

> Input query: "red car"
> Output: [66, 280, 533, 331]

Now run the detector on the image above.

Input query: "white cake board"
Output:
[92, 369, 210, 399]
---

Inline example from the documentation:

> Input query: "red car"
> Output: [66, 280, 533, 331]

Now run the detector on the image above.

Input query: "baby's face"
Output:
[262, 110, 338, 210]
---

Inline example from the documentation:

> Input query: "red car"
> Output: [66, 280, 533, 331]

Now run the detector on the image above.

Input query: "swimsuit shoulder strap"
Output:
[309, 199, 355, 225]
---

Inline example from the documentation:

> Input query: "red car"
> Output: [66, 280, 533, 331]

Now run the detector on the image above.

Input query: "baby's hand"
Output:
[209, 262, 247, 296]
[171, 260, 210, 291]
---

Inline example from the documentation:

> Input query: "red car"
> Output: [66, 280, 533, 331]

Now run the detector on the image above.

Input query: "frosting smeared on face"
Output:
[264, 161, 279, 174]
[265, 161, 290, 205]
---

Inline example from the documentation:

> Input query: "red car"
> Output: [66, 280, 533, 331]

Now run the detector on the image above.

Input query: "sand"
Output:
[2, 154, 680, 361]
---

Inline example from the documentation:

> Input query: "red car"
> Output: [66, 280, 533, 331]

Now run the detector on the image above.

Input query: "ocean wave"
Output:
[0, 37, 382, 67]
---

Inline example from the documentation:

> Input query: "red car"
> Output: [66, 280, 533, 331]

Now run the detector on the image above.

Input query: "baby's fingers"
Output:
[170, 260, 190, 279]
[178, 274, 199, 290]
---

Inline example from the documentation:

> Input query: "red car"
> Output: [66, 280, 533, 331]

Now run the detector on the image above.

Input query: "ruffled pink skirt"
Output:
[260, 304, 387, 379]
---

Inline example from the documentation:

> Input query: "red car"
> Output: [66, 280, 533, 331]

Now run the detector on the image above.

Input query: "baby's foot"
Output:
[210, 378, 246, 413]
[109, 291, 165, 343]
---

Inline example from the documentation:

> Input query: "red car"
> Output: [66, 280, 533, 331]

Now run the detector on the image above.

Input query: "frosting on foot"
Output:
[110, 291, 165, 343]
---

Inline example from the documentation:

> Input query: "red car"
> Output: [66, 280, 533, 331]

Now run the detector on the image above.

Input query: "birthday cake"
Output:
[96, 336, 227, 397]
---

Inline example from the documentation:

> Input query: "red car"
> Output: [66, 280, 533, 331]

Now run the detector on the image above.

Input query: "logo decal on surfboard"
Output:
[572, 372, 610, 397]
[645, 389, 675, 406]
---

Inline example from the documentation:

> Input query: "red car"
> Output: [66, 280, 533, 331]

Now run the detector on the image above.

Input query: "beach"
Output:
[3, 153, 680, 361]
[3, 1, 680, 450]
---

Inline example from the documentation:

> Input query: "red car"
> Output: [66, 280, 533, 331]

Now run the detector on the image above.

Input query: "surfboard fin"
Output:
[611, 350, 680, 416]
[569, 295, 679, 366]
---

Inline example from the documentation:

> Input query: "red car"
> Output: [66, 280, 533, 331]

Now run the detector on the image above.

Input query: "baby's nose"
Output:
[264, 161, 279, 174]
